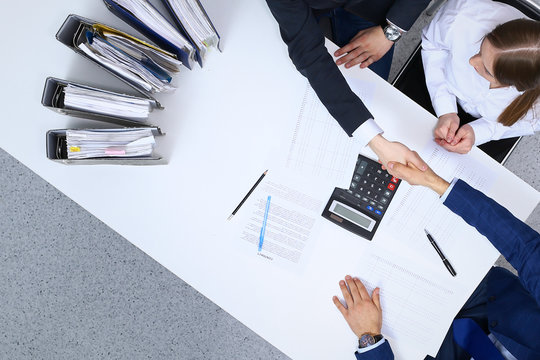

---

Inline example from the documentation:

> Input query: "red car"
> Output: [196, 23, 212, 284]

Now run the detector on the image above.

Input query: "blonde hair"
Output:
[486, 19, 540, 126]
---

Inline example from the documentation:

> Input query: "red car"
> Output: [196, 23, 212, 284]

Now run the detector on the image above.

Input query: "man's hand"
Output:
[368, 134, 427, 172]
[387, 161, 450, 196]
[435, 124, 475, 154]
[434, 113, 460, 144]
[333, 276, 382, 338]
[334, 26, 394, 69]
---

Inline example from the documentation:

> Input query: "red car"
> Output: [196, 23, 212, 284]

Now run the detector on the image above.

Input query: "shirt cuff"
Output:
[467, 119, 492, 146]
[356, 337, 387, 354]
[386, 19, 406, 33]
[432, 95, 458, 118]
[352, 118, 384, 149]
[440, 178, 458, 203]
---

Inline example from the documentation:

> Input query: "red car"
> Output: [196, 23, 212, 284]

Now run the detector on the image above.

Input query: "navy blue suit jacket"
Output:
[265, 0, 429, 136]
[354, 179, 540, 359]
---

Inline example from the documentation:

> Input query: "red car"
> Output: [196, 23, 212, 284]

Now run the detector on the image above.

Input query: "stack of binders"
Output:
[103, 0, 221, 68]
[43, 0, 221, 165]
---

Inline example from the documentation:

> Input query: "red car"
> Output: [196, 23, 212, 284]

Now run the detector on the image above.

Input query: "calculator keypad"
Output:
[348, 157, 400, 219]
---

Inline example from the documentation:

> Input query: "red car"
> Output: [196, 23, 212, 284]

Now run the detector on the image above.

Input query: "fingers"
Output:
[332, 296, 347, 316]
[436, 138, 471, 154]
[387, 161, 410, 179]
[449, 127, 466, 146]
[434, 124, 448, 141]
[346, 275, 362, 301]
[447, 120, 460, 143]
[405, 150, 427, 171]
[372, 288, 382, 311]
[339, 279, 354, 306]
[434, 114, 459, 143]
[334, 42, 357, 58]
[359, 57, 376, 69]
[335, 48, 363, 66]
[354, 277, 370, 300]
[338, 51, 371, 68]
[334, 29, 368, 57]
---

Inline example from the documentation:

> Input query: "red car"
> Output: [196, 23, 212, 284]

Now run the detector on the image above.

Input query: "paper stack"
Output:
[66, 128, 156, 159]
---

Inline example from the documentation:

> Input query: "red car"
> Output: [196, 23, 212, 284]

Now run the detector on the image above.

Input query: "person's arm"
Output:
[468, 116, 538, 146]
[436, 114, 538, 154]
[386, 161, 540, 304]
[265, 0, 428, 171]
[443, 179, 540, 304]
[335, 0, 430, 69]
[333, 276, 394, 360]
[420, 1, 458, 119]
[265, 0, 373, 136]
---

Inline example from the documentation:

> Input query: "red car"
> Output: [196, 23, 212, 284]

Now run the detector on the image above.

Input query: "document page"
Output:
[351, 251, 460, 357]
[382, 145, 499, 262]
[229, 170, 328, 271]
[284, 84, 365, 187]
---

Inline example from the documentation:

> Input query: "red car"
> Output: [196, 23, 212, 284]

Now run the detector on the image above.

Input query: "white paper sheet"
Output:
[230, 170, 327, 271]
[284, 84, 364, 187]
[348, 250, 459, 357]
[382, 144, 498, 260]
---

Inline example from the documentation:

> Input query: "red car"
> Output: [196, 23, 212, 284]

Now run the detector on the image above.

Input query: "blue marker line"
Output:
[258, 196, 271, 252]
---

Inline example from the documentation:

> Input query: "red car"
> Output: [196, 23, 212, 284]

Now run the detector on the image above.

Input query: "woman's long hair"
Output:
[486, 19, 540, 126]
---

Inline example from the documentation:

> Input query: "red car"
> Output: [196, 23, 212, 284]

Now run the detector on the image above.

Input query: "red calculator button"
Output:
[387, 183, 396, 191]
[391, 177, 399, 183]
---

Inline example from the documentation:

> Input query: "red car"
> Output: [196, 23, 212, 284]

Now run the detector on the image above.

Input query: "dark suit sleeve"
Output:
[385, 0, 431, 31]
[354, 340, 394, 359]
[265, 0, 373, 136]
[443, 179, 540, 305]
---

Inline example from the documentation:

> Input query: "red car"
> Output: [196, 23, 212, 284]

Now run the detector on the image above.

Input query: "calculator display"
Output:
[330, 201, 375, 231]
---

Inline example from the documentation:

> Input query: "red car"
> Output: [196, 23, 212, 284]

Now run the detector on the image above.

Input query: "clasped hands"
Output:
[434, 113, 475, 154]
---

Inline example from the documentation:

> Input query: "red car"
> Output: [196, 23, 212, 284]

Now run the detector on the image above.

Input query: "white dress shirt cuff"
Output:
[385, 19, 406, 33]
[468, 119, 492, 146]
[352, 119, 384, 149]
[356, 337, 387, 354]
[433, 95, 458, 118]
[440, 178, 458, 203]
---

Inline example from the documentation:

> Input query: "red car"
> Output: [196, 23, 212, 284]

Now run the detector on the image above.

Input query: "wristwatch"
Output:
[383, 23, 402, 42]
[358, 333, 383, 348]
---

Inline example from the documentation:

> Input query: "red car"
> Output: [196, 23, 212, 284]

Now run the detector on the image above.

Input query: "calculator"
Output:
[322, 154, 401, 240]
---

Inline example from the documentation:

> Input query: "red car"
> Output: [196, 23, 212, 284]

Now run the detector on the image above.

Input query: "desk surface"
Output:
[1, 0, 539, 359]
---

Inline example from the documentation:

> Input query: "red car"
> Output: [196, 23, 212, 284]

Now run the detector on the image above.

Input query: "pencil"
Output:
[227, 170, 268, 220]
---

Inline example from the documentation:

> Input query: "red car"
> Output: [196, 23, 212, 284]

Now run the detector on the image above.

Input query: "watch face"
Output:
[384, 25, 401, 42]
[359, 334, 376, 348]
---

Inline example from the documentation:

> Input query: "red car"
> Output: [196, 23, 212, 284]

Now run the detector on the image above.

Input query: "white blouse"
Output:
[421, 0, 539, 145]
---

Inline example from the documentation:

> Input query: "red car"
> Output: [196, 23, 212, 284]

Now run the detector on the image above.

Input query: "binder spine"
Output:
[102, 0, 195, 69]
[160, 0, 203, 66]
[193, 0, 222, 52]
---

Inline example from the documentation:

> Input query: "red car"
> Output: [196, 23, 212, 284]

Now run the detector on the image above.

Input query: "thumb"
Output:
[387, 161, 405, 177]
[446, 120, 459, 143]
[372, 288, 382, 311]
[406, 151, 427, 171]
[451, 127, 466, 146]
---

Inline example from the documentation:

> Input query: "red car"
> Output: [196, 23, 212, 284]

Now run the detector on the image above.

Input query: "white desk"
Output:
[1, 1, 538, 359]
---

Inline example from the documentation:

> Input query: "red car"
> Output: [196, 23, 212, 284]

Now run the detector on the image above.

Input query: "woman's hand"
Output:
[436, 124, 475, 154]
[434, 113, 460, 144]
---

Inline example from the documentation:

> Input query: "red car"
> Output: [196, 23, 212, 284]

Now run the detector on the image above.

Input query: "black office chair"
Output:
[392, 0, 540, 164]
